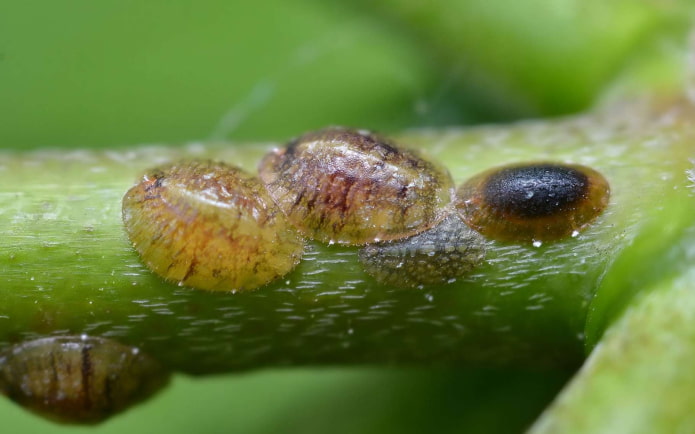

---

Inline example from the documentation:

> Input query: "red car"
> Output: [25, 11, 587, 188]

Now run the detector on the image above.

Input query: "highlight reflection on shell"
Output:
[122, 160, 305, 292]
[359, 214, 487, 288]
[259, 127, 454, 245]
[0, 336, 170, 424]
[456, 162, 610, 242]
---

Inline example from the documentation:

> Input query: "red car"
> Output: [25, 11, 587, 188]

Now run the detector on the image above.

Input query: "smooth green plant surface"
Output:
[533, 261, 695, 433]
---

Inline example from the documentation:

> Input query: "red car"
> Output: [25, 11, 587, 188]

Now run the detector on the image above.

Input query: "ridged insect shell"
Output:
[258, 127, 454, 245]
[122, 160, 305, 292]
[359, 213, 486, 288]
[456, 162, 610, 242]
[0, 336, 170, 424]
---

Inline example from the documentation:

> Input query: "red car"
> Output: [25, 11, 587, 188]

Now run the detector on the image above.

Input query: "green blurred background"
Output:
[0, 0, 691, 432]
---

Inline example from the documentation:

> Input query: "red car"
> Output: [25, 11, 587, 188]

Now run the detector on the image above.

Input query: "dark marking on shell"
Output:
[455, 162, 610, 242]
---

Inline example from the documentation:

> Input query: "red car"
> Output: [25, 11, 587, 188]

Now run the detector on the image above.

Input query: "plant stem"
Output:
[530, 258, 695, 433]
[0, 98, 693, 375]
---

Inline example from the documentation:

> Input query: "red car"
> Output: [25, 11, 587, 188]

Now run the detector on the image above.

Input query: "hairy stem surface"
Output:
[0, 99, 693, 375]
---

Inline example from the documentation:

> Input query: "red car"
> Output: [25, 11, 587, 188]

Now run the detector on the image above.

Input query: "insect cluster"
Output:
[0, 127, 613, 425]
[122, 127, 610, 293]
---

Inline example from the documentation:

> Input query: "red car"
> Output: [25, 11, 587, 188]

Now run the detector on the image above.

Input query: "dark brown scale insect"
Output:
[122, 160, 305, 292]
[0, 336, 170, 424]
[358, 213, 487, 288]
[455, 162, 610, 242]
[258, 127, 454, 245]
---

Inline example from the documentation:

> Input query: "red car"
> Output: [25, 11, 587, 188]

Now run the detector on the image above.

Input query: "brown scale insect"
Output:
[0, 336, 170, 424]
[358, 213, 487, 288]
[122, 160, 305, 292]
[456, 162, 610, 242]
[258, 127, 454, 245]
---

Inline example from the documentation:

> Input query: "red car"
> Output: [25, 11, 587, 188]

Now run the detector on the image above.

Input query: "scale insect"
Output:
[258, 127, 454, 245]
[0, 336, 170, 424]
[122, 160, 305, 292]
[359, 213, 487, 288]
[455, 162, 610, 242]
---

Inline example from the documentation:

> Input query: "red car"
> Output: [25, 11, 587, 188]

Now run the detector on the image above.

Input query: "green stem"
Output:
[0, 98, 693, 375]
[530, 256, 695, 433]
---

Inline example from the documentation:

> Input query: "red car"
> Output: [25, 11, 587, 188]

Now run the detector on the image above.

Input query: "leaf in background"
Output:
[359, 0, 693, 117]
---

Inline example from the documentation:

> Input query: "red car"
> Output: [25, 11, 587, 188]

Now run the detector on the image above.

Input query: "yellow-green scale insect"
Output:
[122, 160, 305, 292]
[258, 127, 455, 245]
[0, 336, 170, 424]
[456, 162, 610, 242]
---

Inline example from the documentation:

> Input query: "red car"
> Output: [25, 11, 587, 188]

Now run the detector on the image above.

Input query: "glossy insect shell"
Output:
[0, 336, 170, 424]
[359, 213, 486, 288]
[258, 127, 454, 245]
[122, 161, 305, 292]
[456, 162, 610, 242]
